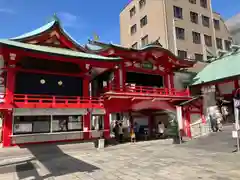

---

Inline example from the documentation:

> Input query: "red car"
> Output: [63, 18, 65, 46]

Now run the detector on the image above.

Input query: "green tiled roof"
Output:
[0, 39, 121, 61]
[10, 17, 86, 51]
[10, 21, 56, 40]
[192, 50, 240, 85]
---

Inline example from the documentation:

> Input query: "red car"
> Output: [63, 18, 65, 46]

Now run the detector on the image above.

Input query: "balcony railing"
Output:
[104, 84, 190, 97]
[1, 94, 104, 108]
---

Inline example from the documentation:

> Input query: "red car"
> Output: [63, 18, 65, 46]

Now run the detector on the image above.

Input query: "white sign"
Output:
[232, 130, 240, 138]
[176, 106, 183, 130]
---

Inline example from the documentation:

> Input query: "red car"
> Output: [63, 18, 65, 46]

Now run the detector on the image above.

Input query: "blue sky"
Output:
[0, 0, 239, 44]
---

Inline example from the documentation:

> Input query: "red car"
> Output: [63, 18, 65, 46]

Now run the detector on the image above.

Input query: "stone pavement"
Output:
[0, 138, 240, 180]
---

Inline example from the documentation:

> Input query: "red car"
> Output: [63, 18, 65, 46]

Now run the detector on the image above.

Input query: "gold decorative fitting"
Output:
[40, 79, 46, 84]
[58, 81, 63, 86]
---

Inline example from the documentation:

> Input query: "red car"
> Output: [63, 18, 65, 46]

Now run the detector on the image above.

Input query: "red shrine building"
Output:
[0, 18, 202, 147]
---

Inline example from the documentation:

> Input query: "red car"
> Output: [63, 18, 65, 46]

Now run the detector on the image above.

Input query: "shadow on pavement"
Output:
[0, 143, 100, 179]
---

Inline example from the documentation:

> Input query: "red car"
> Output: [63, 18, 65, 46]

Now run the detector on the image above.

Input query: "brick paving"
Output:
[0, 128, 240, 179]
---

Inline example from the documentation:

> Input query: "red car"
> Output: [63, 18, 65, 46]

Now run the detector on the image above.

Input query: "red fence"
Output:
[13, 94, 103, 104]
[8, 94, 104, 108]
[104, 85, 190, 97]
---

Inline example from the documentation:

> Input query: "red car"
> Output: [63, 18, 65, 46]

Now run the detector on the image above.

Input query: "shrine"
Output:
[0, 17, 200, 147]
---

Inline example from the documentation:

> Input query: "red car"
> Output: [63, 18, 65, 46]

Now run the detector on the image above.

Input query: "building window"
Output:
[140, 16, 148, 27]
[132, 42, 138, 49]
[195, 54, 203, 61]
[13, 116, 51, 135]
[130, 24, 137, 35]
[190, 12, 198, 24]
[176, 27, 185, 40]
[192, 31, 201, 44]
[173, 6, 183, 19]
[200, 0, 207, 8]
[224, 40, 231, 51]
[214, 19, 220, 30]
[178, 50, 187, 59]
[91, 115, 104, 130]
[141, 35, 148, 47]
[216, 38, 223, 49]
[189, 0, 196, 4]
[130, 6, 136, 18]
[139, 0, 146, 9]
[202, 15, 210, 27]
[204, 35, 212, 47]
[52, 115, 83, 132]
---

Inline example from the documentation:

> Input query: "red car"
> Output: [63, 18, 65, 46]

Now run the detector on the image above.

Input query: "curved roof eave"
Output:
[10, 20, 86, 51]
[10, 21, 56, 40]
[88, 40, 195, 67]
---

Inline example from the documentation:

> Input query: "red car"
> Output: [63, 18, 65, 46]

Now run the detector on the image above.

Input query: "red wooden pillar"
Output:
[169, 73, 174, 89]
[234, 80, 239, 90]
[83, 113, 90, 140]
[164, 74, 169, 88]
[5, 68, 16, 104]
[185, 109, 192, 138]
[200, 105, 206, 124]
[2, 110, 13, 147]
[2, 64, 16, 147]
[114, 67, 120, 90]
[83, 79, 89, 97]
[83, 79, 90, 139]
[104, 111, 110, 139]
[121, 62, 126, 90]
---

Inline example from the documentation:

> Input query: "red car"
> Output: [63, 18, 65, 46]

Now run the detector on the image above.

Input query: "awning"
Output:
[13, 108, 87, 116]
[131, 100, 176, 112]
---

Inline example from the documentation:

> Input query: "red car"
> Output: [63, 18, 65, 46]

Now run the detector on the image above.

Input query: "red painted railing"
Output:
[13, 94, 103, 104]
[104, 84, 190, 97]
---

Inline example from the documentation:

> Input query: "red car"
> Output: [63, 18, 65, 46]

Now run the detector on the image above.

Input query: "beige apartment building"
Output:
[120, 0, 232, 61]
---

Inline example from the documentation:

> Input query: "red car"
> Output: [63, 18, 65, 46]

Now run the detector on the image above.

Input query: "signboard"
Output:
[141, 61, 153, 70]
[14, 108, 87, 116]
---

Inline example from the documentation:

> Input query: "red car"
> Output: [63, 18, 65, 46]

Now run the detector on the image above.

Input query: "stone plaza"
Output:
[0, 126, 240, 180]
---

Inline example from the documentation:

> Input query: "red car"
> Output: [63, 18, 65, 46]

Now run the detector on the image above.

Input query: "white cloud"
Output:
[58, 12, 82, 29]
[0, 8, 15, 14]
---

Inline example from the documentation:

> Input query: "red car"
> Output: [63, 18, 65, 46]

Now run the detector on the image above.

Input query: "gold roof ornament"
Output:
[93, 33, 100, 41]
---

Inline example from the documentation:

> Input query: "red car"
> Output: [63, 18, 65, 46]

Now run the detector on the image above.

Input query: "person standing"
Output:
[130, 128, 136, 143]
[118, 123, 124, 143]
[133, 122, 139, 140]
[158, 122, 165, 137]
[113, 121, 119, 142]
